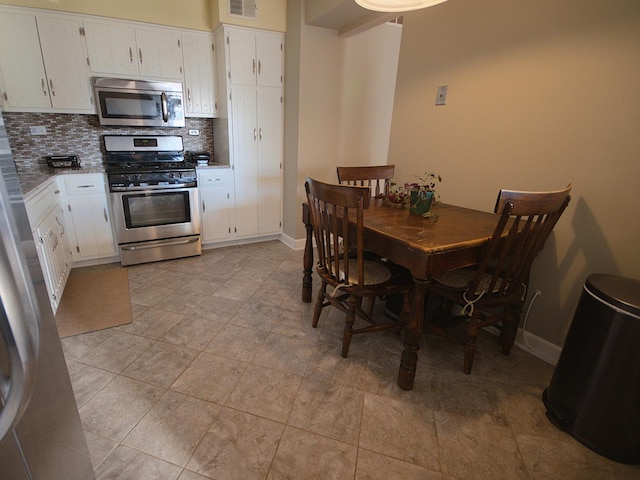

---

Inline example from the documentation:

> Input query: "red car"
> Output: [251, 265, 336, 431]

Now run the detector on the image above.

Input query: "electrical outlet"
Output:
[29, 125, 47, 135]
[435, 85, 448, 106]
[188, 129, 200, 136]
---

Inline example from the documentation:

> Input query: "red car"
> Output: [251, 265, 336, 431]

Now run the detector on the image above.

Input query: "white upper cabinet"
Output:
[0, 10, 93, 113]
[182, 32, 218, 117]
[226, 27, 283, 87]
[83, 19, 183, 81]
[82, 20, 139, 77]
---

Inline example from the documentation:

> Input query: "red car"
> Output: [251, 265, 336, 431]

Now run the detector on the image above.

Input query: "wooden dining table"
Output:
[301, 200, 500, 390]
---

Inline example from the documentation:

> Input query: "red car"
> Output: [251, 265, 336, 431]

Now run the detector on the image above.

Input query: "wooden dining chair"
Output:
[336, 165, 395, 199]
[305, 176, 414, 357]
[425, 184, 572, 374]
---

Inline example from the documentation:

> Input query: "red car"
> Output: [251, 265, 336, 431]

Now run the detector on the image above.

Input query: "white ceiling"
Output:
[305, 0, 397, 37]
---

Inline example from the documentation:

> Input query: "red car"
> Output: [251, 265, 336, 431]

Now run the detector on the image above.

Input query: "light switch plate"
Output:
[435, 85, 448, 106]
[29, 125, 47, 135]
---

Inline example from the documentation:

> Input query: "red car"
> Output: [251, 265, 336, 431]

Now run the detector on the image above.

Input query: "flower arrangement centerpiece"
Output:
[384, 172, 442, 218]
[404, 172, 442, 218]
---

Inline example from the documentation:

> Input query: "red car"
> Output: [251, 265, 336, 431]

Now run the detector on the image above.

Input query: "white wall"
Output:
[283, 5, 402, 240]
[388, 0, 640, 346]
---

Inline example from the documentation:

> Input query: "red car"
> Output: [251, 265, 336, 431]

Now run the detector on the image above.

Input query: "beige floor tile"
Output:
[161, 315, 226, 351]
[267, 426, 357, 480]
[77, 331, 154, 373]
[226, 364, 302, 423]
[205, 323, 269, 362]
[187, 407, 284, 480]
[61, 328, 117, 360]
[83, 430, 117, 470]
[305, 341, 376, 390]
[288, 379, 364, 445]
[79, 376, 164, 442]
[67, 361, 117, 407]
[121, 341, 198, 387]
[355, 448, 442, 480]
[252, 333, 316, 376]
[119, 307, 186, 340]
[94, 445, 182, 480]
[123, 390, 220, 467]
[435, 411, 528, 480]
[229, 301, 287, 332]
[171, 351, 247, 404]
[360, 391, 439, 471]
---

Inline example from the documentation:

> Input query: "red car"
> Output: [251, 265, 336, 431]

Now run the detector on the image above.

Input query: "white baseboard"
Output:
[486, 326, 562, 366]
[279, 233, 306, 250]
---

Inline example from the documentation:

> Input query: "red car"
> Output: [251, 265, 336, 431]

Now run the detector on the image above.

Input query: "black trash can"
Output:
[543, 274, 640, 464]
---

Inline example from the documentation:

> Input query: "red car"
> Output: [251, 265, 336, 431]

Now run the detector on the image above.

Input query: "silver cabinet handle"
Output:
[0, 190, 40, 441]
[129, 47, 134, 64]
[103, 208, 108, 223]
[202, 200, 206, 213]
[253, 59, 256, 74]
[259, 128, 263, 140]
[187, 88, 191, 103]
[258, 59, 261, 75]
[49, 79, 55, 97]
[76, 184, 95, 189]
[139, 47, 143, 64]
[41, 78, 47, 96]
[253, 128, 257, 141]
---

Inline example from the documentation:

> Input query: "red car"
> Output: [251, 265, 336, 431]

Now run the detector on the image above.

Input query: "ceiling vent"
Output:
[229, 0, 257, 19]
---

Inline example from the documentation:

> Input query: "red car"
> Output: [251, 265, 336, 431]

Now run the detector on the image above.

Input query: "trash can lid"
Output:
[586, 274, 640, 318]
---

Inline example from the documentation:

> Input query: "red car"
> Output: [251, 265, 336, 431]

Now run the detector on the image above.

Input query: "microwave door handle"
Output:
[161, 92, 169, 123]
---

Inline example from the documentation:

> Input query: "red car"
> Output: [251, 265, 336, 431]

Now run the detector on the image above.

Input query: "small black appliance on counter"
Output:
[186, 151, 211, 166]
[46, 155, 80, 169]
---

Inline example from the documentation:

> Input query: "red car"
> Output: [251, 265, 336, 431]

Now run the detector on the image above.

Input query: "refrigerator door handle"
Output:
[0, 179, 40, 442]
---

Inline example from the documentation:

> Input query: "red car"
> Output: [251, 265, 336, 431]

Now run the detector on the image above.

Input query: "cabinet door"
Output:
[226, 28, 257, 86]
[83, 20, 139, 77]
[182, 32, 217, 117]
[36, 16, 93, 112]
[0, 12, 51, 110]
[135, 27, 183, 80]
[199, 170, 234, 243]
[62, 175, 116, 261]
[34, 207, 71, 313]
[256, 33, 283, 88]
[230, 86, 259, 237]
[257, 87, 283, 234]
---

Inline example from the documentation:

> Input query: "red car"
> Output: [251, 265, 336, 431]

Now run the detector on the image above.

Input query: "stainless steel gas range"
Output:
[104, 135, 201, 266]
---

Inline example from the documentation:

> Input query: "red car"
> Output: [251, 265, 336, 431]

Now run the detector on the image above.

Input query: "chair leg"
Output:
[500, 307, 520, 355]
[463, 316, 480, 374]
[342, 295, 358, 357]
[312, 281, 327, 328]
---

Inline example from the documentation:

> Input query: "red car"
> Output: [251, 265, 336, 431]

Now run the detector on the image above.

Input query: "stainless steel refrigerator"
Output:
[0, 110, 95, 479]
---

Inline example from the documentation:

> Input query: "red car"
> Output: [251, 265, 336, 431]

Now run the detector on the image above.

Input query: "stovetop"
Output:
[104, 135, 197, 190]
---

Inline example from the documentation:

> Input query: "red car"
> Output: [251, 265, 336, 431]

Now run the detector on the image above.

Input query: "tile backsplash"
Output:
[3, 112, 214, 192]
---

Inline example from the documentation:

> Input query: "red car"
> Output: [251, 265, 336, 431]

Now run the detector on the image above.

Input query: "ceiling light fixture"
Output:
[354, 0, 448, 13]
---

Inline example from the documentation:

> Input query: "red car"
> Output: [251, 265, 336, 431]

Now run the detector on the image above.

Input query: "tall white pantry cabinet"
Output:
[214, 25, 284, 238]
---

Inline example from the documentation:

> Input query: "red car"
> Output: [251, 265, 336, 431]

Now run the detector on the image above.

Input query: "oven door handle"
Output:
[161, 92, 169, 123]
[110, 183, 196, 191]
[120, 236, 200, 251]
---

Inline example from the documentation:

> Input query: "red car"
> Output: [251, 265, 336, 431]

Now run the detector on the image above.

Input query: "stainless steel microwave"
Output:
[93, 77, 185, 127]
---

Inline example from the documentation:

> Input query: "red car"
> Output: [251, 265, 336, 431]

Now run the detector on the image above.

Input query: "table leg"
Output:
[302, 203, 313, 303]
[398, 278, 428, 390]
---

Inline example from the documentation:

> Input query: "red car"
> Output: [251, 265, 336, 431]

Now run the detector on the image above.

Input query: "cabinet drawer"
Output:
[62, 173, 107, 195]
[25, 177, 59, 230]
[198, 169, 232, 188]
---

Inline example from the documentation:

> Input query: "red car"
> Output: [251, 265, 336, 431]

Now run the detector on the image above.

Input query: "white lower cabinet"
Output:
[59, 173, 117, 262]
[198, 168, 234, 243]
[25, 178, 72, 313]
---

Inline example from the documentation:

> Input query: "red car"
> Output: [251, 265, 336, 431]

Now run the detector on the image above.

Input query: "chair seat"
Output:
[341, 258, 392, 285]
[435, 268, 500, 294]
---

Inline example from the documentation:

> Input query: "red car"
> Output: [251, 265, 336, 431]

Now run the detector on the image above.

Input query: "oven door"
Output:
[111, 187, 200, 245]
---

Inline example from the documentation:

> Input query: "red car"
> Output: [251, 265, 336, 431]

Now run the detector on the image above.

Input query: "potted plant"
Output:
[404, 172, 442, 217]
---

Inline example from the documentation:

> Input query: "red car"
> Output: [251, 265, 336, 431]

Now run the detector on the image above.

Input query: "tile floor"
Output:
[61, 241, 640, 480]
